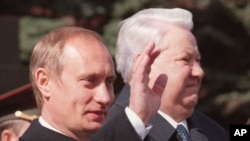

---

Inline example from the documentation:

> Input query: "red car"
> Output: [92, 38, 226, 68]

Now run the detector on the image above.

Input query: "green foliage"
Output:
[19, 16, 73, 63]
[102, 19, 119, 55]
[80, 2, 106, 16]
[112, 0, 141, 18]
[221, 0, 250, 35]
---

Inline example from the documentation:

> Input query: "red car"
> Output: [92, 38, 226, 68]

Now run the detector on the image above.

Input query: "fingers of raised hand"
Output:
[152, 74, 167, 96]
[133, 42, 160, 80]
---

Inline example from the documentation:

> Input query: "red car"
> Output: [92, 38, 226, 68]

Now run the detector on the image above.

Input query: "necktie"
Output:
[176, 124, 190, 141]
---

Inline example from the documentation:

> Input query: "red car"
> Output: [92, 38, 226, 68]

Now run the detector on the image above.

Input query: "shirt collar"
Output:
[158, 110, 189, 132]
[39, 116, 66, 135]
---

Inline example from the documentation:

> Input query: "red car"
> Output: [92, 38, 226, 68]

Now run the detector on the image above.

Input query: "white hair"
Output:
[115, 8, 193, 83]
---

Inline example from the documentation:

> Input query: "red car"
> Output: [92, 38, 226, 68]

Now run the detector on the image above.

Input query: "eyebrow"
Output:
[77, 72, 116, 81]
[183, 48, 201, 57]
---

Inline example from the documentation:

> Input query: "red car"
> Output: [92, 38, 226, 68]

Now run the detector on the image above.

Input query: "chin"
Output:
[86, 123, 103, 133]
[184, 94, 198, 108]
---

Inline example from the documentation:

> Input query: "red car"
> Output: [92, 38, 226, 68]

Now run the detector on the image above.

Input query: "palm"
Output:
[129, 42, 167, 125]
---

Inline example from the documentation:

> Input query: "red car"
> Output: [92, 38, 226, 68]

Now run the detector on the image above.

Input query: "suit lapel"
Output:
[148, 114, 176, 141]
[188, 114, 209, 141]
[148, 112, 210, 141]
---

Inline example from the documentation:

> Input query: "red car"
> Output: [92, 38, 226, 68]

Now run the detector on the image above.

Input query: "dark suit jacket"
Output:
[19, 111, 142, 141]
[89, 111, 141, 141]
[19, 119, 77, 141]
[105, 85, 230, 141]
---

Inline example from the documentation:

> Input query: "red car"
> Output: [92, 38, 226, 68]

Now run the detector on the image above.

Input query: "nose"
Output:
[191, 63, 204, 80]
[94, 84, 114, 106]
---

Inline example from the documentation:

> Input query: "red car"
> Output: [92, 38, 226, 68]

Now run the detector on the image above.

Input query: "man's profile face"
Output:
[149, 26, 204, 119]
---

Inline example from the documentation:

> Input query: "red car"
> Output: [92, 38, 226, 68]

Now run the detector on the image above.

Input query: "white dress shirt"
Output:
[158, 110, 189, 133]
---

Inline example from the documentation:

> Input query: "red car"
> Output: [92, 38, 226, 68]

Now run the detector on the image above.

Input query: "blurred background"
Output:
[1, 0, 250, 132]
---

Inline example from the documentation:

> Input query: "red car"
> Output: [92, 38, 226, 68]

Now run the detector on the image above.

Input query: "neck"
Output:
[161, 107, 194, 122]
[39, 116, 91, 141]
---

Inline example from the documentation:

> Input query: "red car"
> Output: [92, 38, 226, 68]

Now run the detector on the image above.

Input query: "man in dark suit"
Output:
[107, 85, 229, 141]
[19, 26, 165, 141]
[99, 8, 229, 141]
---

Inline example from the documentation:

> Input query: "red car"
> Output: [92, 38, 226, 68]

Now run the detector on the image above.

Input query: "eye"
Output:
[196, 56, 201, 64]
[80, 76, 97, 89]
[86, 77, 95, 83]
[182, 57, 190, 62]
[106, 78, 115, 87]
[180, 56, 191, 64]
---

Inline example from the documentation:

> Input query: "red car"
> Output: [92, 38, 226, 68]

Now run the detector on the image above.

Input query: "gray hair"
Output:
[115, 8, 193, 83]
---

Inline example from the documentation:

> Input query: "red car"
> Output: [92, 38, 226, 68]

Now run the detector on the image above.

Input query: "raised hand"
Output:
[129, 42, 167, 125]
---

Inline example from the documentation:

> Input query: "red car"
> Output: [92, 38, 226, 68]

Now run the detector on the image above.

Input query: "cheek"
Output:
[169, 72, 187, 82]
[170, 66, 190, 80]
[53, 85, 84, 110]
[165, 69, 190, 95]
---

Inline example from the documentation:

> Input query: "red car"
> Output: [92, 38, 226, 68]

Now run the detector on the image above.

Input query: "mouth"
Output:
[186, 81, 200, 90]
[87, 110, 107, 121]
[184, 83, 200, 95]
[186, 82, 198, 87]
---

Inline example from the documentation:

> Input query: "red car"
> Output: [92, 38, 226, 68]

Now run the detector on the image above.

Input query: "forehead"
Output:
[63, 36, 111, 58]
[161, 26, 200, 56]
[61, 37, 115, 72]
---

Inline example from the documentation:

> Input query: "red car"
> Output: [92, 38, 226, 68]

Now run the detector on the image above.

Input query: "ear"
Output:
[35, 68, 51, 97]
[1, 129, 17, 141]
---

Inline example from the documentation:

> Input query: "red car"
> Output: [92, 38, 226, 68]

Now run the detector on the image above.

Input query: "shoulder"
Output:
[191, 110, 224, 128]
[20, 119, 77, 141]
[90, 110, 141, 141]
[190, 110, 229, 140]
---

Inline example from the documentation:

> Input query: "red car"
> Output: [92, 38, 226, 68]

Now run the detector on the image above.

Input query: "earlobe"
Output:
[35, 68, 50, 96]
